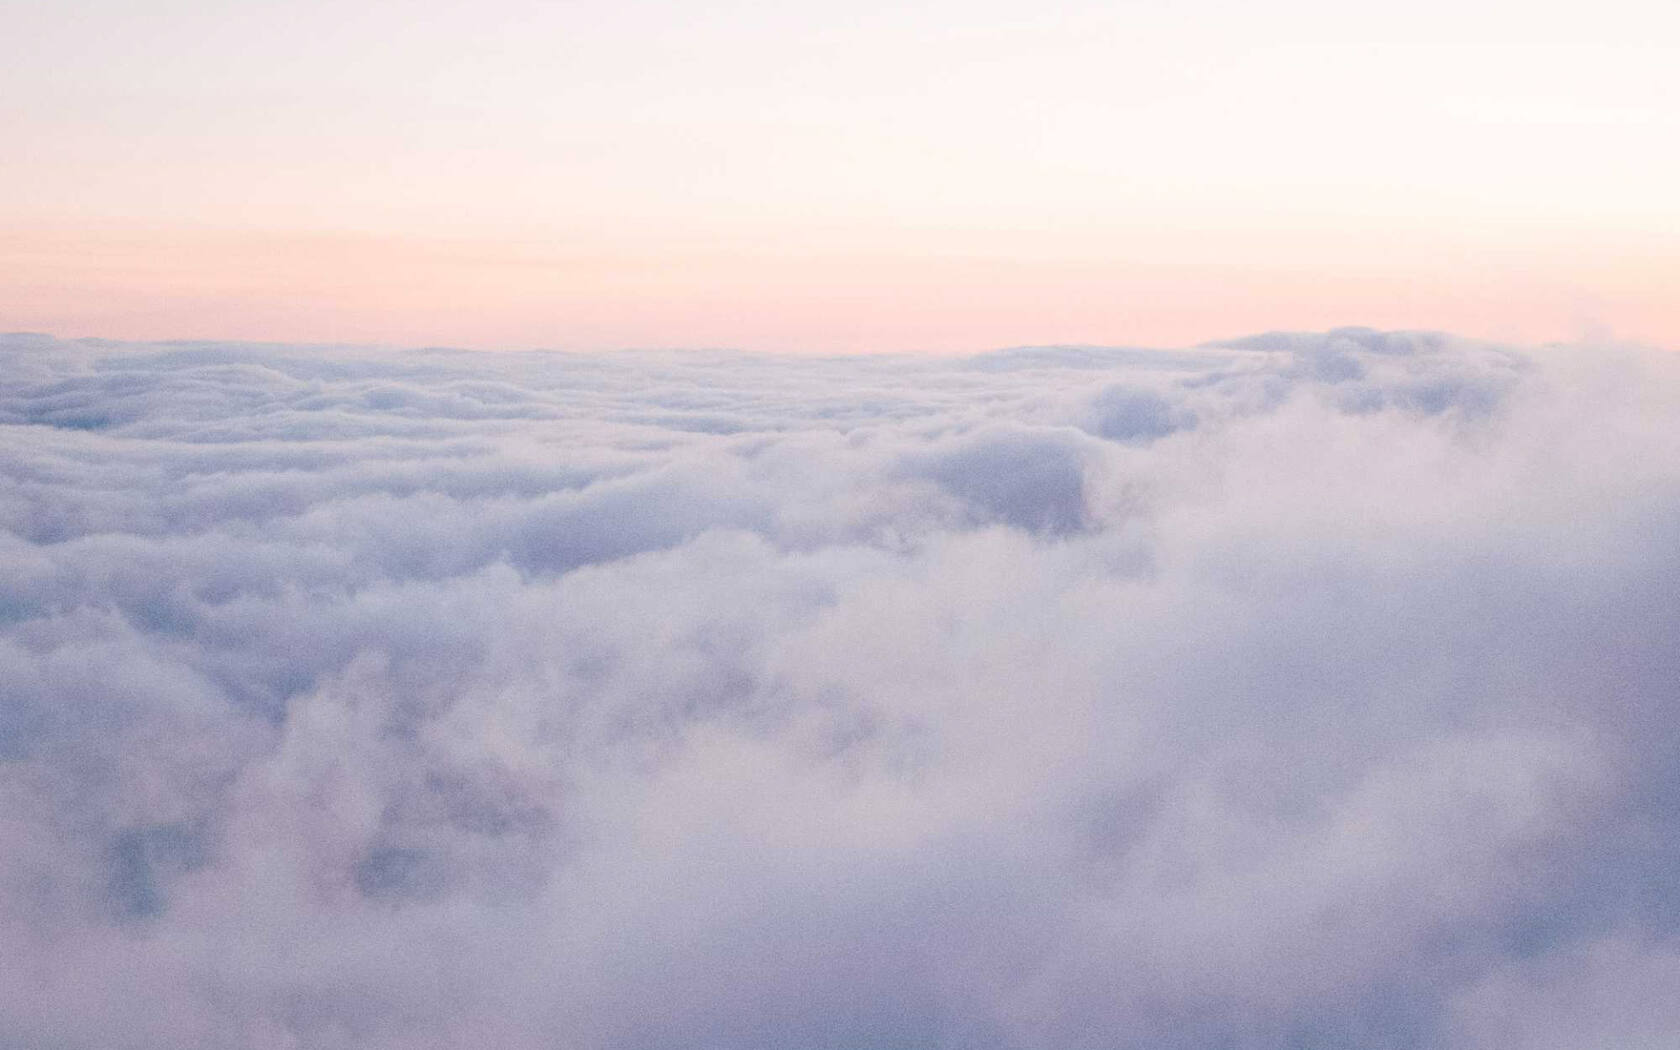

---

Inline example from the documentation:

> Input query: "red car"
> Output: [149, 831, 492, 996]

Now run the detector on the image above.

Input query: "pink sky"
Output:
[7, 224, 1674, 353]
[5, 0, 1677, 352]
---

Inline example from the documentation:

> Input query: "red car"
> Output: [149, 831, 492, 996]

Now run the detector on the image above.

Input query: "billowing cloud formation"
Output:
[2, 328, 1679, 1049]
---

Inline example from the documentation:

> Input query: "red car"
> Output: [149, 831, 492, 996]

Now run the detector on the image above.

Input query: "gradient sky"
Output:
[4, 0, 1677, 352]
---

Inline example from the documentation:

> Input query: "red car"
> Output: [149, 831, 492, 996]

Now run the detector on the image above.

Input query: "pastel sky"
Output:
[4, 0, 1677, 352]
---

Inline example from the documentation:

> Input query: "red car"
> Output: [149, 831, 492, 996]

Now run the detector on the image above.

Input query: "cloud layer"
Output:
[2, 329, 1679, 1049]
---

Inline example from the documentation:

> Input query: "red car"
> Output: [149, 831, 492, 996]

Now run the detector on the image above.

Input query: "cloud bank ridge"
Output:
[1, 328, 1679, 1049]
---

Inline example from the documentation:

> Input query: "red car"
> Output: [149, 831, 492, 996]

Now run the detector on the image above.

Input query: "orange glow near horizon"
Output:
[5, 224, 1676, 353]
[4, 1, 1678, 352]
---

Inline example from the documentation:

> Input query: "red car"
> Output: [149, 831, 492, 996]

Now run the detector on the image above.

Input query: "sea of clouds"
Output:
[2, 328, 1678, 1049]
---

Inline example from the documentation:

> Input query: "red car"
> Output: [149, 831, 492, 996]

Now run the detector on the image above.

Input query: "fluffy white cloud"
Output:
[1, 328, 1677, 1049]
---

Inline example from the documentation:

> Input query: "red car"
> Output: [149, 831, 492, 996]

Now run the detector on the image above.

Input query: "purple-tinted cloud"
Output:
[1, 328, 1677, 1048]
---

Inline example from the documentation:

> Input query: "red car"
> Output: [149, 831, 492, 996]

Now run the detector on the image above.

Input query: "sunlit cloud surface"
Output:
[3, 330, 1680, 1048]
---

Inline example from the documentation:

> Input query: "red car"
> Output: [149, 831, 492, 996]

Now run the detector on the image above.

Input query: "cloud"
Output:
[1, 329, 1679, 1048]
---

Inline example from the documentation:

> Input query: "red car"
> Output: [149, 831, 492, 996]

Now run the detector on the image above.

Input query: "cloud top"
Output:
[2, 329, 1679, 1049]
